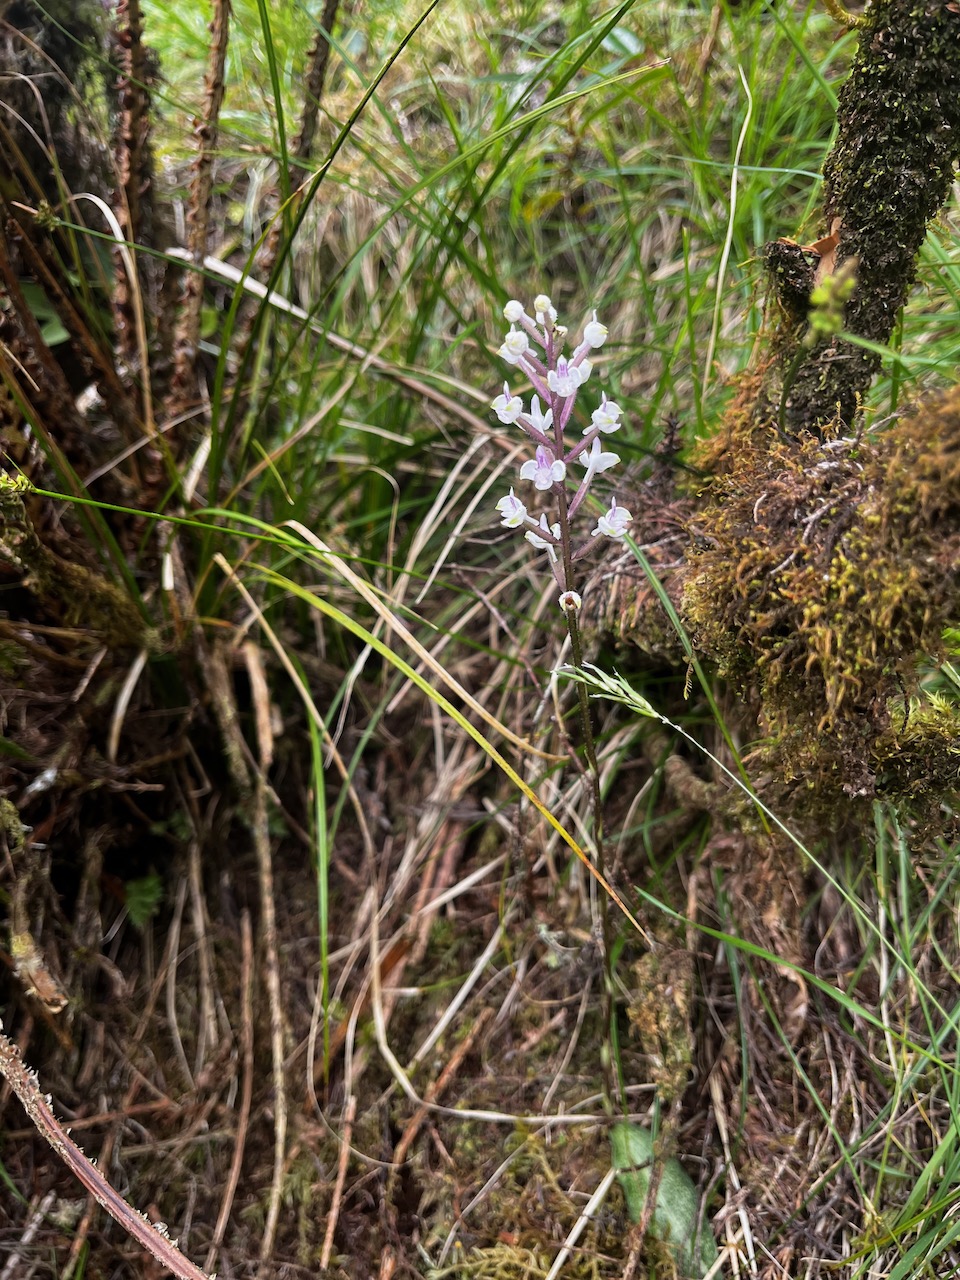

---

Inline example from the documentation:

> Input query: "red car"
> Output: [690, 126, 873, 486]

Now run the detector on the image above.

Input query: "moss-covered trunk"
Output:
[711, 0, 960, 453]
[668, 4, 960, 820]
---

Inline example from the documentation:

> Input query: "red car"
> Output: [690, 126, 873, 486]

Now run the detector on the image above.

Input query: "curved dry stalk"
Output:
[75, 192, 155, 438]
[243, 642, 288, 1275]
[282, 525, 562, 761]
[166, 249, 492, 426]
[0, 1024, 213, 1280]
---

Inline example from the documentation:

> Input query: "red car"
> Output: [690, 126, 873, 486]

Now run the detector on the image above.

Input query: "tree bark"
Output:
[711, 0, 960, 454]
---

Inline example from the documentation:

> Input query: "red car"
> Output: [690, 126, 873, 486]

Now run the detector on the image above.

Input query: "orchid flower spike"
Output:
[489, 295, 630, 607]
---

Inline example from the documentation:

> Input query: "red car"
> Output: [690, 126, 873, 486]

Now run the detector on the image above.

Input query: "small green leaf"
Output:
[610, 1122, 719, 1279]
[125, 875, 163, 930]
[19, 281, 70, 346]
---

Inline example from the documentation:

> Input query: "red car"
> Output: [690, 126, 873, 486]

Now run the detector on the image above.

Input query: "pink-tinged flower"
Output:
[559, 590, 582, 612]
[525, 513, 561, 551]
[499, 325, 529, 364]
[547, 356, 585, 398]
[578, 436, 619, 475]
[588, 394, 622, 434]
[496, 488, 527, 528]
[582, 311, 607, 348]
[520, 445, 566, 491]
[503, 300, 525, 322]
[525, 395, 554, 436]
[591, 497, 632, 540]
[491, 382, 523, 424]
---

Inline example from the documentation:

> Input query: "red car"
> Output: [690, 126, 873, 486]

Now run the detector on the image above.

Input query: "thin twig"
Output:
[320, 1093, 355, 1271]
[206, 908, 255, 1274]
[544, 1166, 617, 1280]
[1, 1189, 55, 1280]
[289, 0, 341, 191]
[0, 1025, 213, 1280]
[390, 1006, 494, 1180]
[169, 0, 230, 413]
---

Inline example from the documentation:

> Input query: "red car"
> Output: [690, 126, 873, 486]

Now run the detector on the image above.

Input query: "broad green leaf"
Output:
[611, 1122, 719, 1279]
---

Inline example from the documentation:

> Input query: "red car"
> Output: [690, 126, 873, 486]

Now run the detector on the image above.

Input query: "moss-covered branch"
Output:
[705, 0, 960, 456]
[786, 0, 960, 434]
[0, 481, 148, 648]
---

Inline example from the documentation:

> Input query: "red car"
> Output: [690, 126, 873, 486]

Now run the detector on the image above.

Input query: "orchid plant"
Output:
[492, 294, 632, 615]
[490, 295, 632, 994]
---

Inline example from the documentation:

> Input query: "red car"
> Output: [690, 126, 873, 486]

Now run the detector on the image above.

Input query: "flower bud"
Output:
[498, 325, 530, 364]
[534, 295, 556, 325]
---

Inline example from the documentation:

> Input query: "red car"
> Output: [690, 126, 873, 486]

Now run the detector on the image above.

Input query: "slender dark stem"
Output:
[564, 602, 616, 1111]
[538, 318, 618, 1110]
[553, 463, 616, 1111]
[564, 607, 605, 871]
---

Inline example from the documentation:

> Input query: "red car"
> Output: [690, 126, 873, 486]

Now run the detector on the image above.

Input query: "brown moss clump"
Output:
[0, 480, 149, 647]
[681, 383, 960, 806]
[628, 941, 694, 1105]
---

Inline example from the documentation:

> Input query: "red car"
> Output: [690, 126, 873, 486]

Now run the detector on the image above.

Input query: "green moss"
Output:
[0, 797, 26, 856]
[0, 480, 148, 648]
[682, 384, 960, 811]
